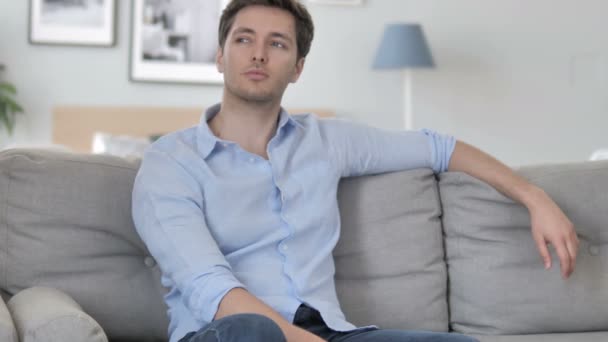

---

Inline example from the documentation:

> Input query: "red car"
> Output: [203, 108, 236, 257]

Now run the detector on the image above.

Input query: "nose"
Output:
[251, 43, 268, 64]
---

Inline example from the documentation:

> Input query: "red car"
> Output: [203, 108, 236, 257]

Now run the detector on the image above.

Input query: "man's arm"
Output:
[318, 119, 454, 178]
[447, 140, 580, 279]
[133, 149, 324, 342]
[216, 288, 324, 342]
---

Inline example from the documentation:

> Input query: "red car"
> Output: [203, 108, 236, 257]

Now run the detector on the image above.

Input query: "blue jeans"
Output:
[179, 304, 479, 342]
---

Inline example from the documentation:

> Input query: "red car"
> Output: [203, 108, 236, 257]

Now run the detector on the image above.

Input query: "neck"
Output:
[209, 92, 283, 159]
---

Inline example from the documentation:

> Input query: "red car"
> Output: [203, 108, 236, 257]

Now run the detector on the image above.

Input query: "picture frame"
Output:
[130, 0, 230, 85]
[29, 0, 116, 47]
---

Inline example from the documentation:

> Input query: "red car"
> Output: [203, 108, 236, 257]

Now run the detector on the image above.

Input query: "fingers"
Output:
[534, 228, 579, 279]
[554, 240, 572, 279]
[533, 232, 551, 270]
[557, 230, 579, 279]
[566, 240, 577, 274]
[565, 233, 579, 274]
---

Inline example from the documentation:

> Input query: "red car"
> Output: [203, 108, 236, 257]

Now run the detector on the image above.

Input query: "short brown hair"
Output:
[218, 0, 315, 60]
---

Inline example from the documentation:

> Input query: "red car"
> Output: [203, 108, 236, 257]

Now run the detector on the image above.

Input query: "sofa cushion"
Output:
[440, 160, 608, 335]
[0, 291, 17, 342]
[472, 331, 608, 342]
[0, 149, 168, 340]
[335, 169, 448, 332]
[0, 149, 449, 338]
[7, 287, 107, 342]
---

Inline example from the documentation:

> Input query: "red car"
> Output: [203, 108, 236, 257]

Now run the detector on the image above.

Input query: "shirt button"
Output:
[221, 143, 227, 147]
[144, 256, 156, 267]
[249, 157, 255, 163]
[281, 245, 289, 251]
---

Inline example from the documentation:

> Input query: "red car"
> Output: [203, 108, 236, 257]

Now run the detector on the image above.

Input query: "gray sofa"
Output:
[0, 148, 606, 342]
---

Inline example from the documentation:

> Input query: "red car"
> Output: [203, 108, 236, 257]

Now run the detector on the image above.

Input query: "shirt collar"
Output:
[196, 103, 302, 159]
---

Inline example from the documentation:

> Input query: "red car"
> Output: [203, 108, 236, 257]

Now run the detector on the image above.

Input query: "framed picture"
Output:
[130, 0, 229, 85]
[29, 0, 116, 46]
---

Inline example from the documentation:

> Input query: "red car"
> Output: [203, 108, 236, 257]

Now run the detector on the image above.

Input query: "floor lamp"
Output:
[372, 23, 435, 130]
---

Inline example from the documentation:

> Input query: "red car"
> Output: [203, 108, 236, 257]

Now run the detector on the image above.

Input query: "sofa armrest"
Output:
[7, 287, 108, 342]
[0, 292, 18, 342]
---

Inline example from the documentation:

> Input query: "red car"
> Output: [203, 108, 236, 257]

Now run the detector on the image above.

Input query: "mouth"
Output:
[244, 69, 269, 81]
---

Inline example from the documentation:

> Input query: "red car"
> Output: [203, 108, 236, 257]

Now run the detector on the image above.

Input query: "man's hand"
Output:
[527, 187, 579, 278]
[216, 288, 325, 342]
[448, 140, 580, 279]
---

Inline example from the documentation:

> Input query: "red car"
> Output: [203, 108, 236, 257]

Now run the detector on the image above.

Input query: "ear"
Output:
[216, 46, 225, 74]
[290, 57, 306, 83]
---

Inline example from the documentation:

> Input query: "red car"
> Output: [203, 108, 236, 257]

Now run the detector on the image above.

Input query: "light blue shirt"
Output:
[132, 104, 455, 342]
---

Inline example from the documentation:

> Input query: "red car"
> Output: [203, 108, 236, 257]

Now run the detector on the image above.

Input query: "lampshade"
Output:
[372, 23, 435, 69]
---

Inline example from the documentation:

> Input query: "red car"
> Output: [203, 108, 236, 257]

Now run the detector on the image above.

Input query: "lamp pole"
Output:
[372, 23, 435, 131]
[403, 69, 412, 130]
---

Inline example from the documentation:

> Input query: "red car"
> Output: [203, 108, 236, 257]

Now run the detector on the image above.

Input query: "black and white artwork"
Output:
[130, 0, 229, 84]
[29, 0, 116, 46]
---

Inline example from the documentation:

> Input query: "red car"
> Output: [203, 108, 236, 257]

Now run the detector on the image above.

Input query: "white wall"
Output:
[1, 0, 607, 166]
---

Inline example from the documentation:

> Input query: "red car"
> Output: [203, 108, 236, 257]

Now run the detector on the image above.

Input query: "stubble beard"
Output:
[238, 90, 275, 104]
[226, 77, 278, 104]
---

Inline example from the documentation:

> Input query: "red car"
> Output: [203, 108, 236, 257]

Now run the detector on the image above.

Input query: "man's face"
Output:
[216, 5, 305, 103]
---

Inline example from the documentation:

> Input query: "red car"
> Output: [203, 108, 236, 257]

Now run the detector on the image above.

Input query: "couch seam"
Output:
[431, 172, 451, 333]
[446, 173, 465, 331]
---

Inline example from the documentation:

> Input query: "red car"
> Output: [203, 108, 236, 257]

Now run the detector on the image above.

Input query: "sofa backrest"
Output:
[440, 161, 608, 335]
[335, 169, 448, 332]
[0, 149, 168, 340]
[0, 149, 449, 340]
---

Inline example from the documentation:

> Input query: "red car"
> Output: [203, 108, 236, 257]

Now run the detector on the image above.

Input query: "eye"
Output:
[236, 37, 251, 43]
[271, 41, 286, 49]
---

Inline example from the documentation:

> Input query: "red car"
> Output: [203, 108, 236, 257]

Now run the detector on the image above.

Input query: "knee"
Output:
[218, 313, 285, 341]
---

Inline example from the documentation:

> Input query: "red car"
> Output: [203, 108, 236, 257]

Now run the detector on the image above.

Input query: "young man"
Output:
[132, 1, 579, 341]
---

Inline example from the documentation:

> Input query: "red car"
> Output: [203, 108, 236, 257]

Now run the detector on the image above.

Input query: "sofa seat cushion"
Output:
[472, 331, 608, 342]
[0, 149, 168, 341]
[335, 169, 448, 332]
[8, 287, 107, 342]
[440, 161, 608, 335]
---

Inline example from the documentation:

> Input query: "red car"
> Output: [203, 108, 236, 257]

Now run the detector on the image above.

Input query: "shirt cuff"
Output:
[187, 267, 246, 324]
[421, 128, 456, 173]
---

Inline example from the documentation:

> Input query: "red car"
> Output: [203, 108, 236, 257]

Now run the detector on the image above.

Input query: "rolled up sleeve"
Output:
[132, 149, 244, 324]
[420, 128, 455, 174]
[318, 118, 455, 177]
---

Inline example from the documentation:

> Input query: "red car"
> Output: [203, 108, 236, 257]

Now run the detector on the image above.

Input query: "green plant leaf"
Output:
[0, 94, 23, 113]
[12, 103, 24, 113]
[0, 82, 17, 95]
[7, 100, 23, 114]
[0, 81, 22, 135]
[0, 104, 14, 135]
